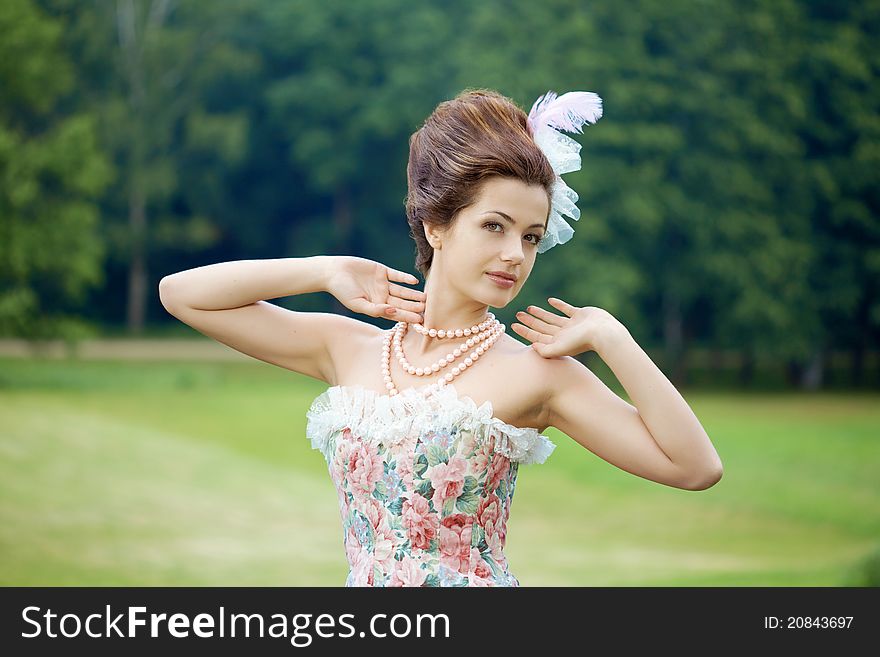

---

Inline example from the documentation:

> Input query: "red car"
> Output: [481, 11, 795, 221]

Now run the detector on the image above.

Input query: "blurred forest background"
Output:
[1, 0, 878, 390]
[2, 0, 880, 588]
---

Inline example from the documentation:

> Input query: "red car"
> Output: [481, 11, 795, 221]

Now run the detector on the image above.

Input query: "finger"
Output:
[511, 322, 552, 344]
[387, 296, 426, 315]
[547, 297, 577, 316]
[388, 281, 427, 302]
[387, 268, 420, 286]
[531, 340, 562, 359]
[515, 309, 561, 335]
[523, 304, 566, 327]
[384, 304, 424, 324]
[350, 298, 387, 319]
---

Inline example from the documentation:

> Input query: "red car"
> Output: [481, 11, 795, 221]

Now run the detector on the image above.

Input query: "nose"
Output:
[501, 236, 525, 265]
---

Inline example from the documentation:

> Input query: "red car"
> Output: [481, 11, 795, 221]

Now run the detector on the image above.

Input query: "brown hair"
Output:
[405, 88, 556, 278]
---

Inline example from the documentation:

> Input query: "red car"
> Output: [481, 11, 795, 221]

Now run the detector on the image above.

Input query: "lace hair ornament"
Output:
[526, 90, 604, 253]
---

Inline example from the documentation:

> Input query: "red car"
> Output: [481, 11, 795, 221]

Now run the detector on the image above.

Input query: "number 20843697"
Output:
[763, 616, 854, 629]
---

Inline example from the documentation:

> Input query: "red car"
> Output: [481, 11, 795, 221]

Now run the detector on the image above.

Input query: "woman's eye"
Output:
[484, 222, 542, 245]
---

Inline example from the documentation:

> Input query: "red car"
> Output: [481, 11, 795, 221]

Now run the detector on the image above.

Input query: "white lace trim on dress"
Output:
[305, 383, 556, 466]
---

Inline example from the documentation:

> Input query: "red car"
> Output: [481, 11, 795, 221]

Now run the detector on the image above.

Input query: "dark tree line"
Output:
[1, 0, 877, 389]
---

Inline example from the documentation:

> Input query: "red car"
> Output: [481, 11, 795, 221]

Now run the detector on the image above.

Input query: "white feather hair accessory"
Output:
[526, 90, 603, 253]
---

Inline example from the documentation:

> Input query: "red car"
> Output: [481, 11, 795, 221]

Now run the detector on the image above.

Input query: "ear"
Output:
[423, 221, 444, 250]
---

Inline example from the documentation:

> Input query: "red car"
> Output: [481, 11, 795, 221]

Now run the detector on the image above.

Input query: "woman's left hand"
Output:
[511, 297, 627, 358]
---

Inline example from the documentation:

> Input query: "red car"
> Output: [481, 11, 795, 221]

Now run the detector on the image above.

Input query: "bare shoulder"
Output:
[537, 352, 614, 428]
[516, 346, 610, 432]
[495, 335, 561, 431]
[323, 314, 383, 386]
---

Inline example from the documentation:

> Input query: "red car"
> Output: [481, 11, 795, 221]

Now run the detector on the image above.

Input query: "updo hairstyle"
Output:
[405, 88, 556, 278]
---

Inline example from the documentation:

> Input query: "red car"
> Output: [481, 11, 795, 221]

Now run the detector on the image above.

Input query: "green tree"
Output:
[456, 0, 880, 388]
[262, 0, 462, 266]
[0, 0, 112, 340]
[49, 0, 258, 333]
[102, 0, 255, 333]
[789, 1, 880, 387]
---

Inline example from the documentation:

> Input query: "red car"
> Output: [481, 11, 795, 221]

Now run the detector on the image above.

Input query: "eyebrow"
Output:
[481, 210, 546, 231]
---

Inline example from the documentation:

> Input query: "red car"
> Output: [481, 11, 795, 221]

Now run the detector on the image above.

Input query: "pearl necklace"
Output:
[381, 313, 505, 396]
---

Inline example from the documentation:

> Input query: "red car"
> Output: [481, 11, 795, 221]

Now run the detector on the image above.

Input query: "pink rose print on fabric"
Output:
[476, 493, 502, 539]
[359, 497, 385, 528]
[345, 524, 366, 565]
[359, 498, 397, 568]
[331, 433, 353, 486]
[458, 429, 477, 456]
[477, 493, 508, 562]
[426, 456, 467, 512]
[389, 555, 428, 587]
[401, 493, 438, 551]
[347, 441, 384, 495]
[439, 514, 474, 574]
[335, 481, 348, 512]
[393, 434, 418, 488]
[469, 546, 493, 580]
[372, 530, 396, 568]
[488, 531, 507, 563]
[470, 436, 493, 474]
[485, 450, 511, 494]
[349, 549, 374, 586]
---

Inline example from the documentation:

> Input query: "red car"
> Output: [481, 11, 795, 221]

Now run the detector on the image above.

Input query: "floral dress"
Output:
[305, 383, 556, 587]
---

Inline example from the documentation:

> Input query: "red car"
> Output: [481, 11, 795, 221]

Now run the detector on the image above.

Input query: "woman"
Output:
[159, 88, 723, 586]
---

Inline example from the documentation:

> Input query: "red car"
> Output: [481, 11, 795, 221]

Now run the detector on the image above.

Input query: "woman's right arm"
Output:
[158, 256, 368, 385]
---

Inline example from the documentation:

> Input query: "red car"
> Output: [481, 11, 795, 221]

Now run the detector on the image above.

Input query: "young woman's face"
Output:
[432, 176, 550, 305]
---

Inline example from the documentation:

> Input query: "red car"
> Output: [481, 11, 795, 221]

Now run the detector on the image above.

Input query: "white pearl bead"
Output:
[377, 315, 503, 395]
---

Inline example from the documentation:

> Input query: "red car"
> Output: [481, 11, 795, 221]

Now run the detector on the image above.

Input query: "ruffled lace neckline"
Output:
[305, 382, 556, 466]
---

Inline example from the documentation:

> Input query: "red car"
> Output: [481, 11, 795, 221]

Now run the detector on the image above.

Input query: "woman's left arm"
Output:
[512, 297, 723, 491]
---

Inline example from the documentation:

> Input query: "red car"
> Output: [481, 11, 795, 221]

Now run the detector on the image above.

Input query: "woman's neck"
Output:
[406, 274, 493, 359]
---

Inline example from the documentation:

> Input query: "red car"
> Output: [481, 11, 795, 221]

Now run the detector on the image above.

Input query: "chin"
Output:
[484, 294, 515, 308]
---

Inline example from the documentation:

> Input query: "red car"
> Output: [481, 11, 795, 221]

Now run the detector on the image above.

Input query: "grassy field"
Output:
[1, 355, 878, 586]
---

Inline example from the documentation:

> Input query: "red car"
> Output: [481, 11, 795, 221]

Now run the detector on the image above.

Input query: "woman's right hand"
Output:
[325, 256, 427, 323]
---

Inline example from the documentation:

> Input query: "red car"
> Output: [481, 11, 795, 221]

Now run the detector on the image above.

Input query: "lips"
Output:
[486, 271, 517, 282]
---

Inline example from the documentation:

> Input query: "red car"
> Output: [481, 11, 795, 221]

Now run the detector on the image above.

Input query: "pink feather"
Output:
[527, 90, 603, 136]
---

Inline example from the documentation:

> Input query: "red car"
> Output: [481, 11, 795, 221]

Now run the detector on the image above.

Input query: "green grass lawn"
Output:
[1, 356, 878, 586]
